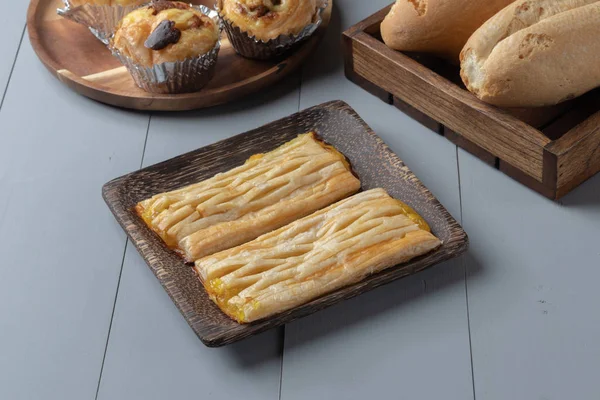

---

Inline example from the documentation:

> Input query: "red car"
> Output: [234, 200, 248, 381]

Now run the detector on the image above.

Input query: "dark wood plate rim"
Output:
[102, 100, 469, 346]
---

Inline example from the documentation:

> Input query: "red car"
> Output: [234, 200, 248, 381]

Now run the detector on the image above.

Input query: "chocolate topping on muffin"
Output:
[144, 20, 182, 50]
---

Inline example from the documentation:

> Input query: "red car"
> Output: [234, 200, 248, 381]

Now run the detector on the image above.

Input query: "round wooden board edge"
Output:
[26, 0, 333, 111]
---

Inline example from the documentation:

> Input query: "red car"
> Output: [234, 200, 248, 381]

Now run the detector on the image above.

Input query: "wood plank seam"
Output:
[455, 147, 481, 400]
[93, 240, 130, 400]
[0, 24, 26, 113]
[94, 114, 152, 400]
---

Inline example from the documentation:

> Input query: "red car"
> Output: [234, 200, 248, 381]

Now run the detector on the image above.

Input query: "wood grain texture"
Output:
[393, 96, 442, 134]
[286, 3, 473, 396]
[460, 147, 600, 400]
[96, 74, 302, 400]
[348, 32, 549, 181]
[499, 159, 556, 199]
[546, 111, 600, 198]
[26, 0, 332, 111]
[444, 127, 498, 167]
[0, 2, 27, 106]
[97, 243, 284, 400]
[342, 6, 600, 200]
[102, 100, 468, 347]
[0, 35, 149, 400]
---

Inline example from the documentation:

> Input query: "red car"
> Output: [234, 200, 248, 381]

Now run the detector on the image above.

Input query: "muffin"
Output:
[111, 1, 221, 94]
[57, 0, 147, 44]
[68, 0, 143, 5]
[217, 0, 326, 59]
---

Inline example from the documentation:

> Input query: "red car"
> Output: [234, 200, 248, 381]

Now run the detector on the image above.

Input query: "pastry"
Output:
[68, 0, 143, 5]
[110, 1, 220, 93]
[195, 188, 441, 323]
[57, 0, 147, 44]
[380, 0, 515, 63]
[461, 0, 600, 107]
[137, 133, 361, 262]
[217, 0, 325, 59]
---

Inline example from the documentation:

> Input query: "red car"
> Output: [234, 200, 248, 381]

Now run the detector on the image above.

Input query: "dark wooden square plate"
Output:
[102, 100, 468, 347]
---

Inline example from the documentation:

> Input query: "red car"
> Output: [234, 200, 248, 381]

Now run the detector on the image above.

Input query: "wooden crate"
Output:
[342, 5, 600, 199]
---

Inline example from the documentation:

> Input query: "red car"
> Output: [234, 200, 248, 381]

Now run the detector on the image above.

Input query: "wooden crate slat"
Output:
[343, 6, 600, 199]
[393, 97, 442, 134]
[499, 160, 556, 199]
[546, 111, 600, 197]
[342, 4, 391, 38]
[350, 32, 549, 182]
[443, 127, 498, 167]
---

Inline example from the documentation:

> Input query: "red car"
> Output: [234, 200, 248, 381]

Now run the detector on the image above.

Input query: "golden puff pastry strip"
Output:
[136, 133, 361, 262]
[195, 188, 441, 323]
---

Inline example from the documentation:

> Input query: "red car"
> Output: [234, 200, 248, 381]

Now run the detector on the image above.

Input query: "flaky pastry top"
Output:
[196, 188, 441, 323]
[136, 133, 360, 262]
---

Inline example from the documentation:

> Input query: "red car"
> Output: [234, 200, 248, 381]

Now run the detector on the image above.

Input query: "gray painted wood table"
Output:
[1, 1, 599, 399]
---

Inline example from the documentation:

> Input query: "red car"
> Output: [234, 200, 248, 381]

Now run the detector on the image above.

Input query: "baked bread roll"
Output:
[136, 133, 361, 262]
[460, 0, 600, 107]
[380, 0, 515, 62]
[195, 189, 441, 323]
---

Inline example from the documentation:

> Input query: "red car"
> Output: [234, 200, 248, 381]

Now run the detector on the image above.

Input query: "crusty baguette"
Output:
[381, 0, 516, 62]
[460, 0, 600, 107]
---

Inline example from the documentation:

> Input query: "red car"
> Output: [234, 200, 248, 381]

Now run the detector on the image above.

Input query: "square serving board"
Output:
[102, 100, 468, 347]
[343, 5, 600, 200]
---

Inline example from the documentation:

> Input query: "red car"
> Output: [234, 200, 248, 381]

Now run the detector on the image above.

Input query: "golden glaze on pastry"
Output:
[195, 189, 441, 323]
[112, 1, 219, 66]
[69, 0, 145, 6]
[219, 0, 318, 41]
[136, 133, 361, 262]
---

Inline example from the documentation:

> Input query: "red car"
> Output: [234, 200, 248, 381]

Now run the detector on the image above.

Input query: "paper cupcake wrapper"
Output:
[57, 0, 145, 44]
[110, 5, 221, 94]
[217, 0, 328, 60]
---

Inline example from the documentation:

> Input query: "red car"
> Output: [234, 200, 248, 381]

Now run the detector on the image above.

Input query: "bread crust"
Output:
[460, 0, 600, 107]
[381, 0, 515, 62]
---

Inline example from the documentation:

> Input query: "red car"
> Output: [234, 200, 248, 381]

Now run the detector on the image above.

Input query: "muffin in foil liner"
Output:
[112, 44, 220, 94]
[110, 5, 221, 94]
[217, 0, 328, 60]
[57, 0, 144, 45]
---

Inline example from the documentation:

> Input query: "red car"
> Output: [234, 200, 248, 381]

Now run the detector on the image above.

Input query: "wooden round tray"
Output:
[27, 0, 332, 111]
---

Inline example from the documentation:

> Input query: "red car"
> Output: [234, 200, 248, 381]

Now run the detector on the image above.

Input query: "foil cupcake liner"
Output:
[110, 5, 221, 94]
[217, 0, 328, 60]
[57, 0, 145, 44]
